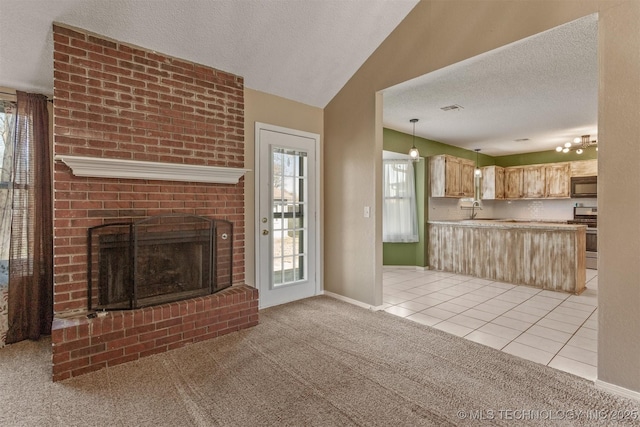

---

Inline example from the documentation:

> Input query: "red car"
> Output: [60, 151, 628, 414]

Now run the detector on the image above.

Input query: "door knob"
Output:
[262, 230, 269, 235]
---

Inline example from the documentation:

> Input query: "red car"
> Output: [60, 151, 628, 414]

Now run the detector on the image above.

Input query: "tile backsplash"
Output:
[428, 197, 597, 221]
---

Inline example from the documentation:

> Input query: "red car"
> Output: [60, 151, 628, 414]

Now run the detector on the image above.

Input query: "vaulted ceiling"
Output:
[0, 1, 598, 156]
[0, 0, 418, 107]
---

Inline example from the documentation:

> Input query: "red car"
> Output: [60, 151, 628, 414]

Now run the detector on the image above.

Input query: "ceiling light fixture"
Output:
[408, 118, 420, 160]
[556, 135, 597, 154]
[474, 148, 482, 178]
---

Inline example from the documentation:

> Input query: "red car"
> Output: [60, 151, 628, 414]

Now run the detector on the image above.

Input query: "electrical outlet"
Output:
[364, 206, 370, 218]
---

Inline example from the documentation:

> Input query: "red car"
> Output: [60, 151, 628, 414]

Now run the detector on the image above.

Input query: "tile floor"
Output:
[383, 267, 598, 380]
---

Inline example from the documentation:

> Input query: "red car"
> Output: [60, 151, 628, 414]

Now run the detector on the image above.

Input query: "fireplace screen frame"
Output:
[87, 214, 233, 311]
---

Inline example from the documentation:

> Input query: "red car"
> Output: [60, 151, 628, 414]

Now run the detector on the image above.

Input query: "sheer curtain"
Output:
[6, 91, 53, 343]
[383, 159, 419, 243]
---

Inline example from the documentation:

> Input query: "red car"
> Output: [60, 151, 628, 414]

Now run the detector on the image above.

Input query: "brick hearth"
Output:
[52, 285, 258, 381]
[51, 23, 256, 380]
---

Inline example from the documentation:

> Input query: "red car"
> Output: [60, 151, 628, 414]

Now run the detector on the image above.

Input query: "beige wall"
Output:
[243, 88, 324, 286]
[598, 1, 640, 392]
[325, 0, 640, 392]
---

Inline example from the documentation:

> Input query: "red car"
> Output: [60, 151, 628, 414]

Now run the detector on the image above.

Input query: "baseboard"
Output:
[322, 291, 386, 311]
[595, 380, 640, 402]
[383, 265, 430, 271]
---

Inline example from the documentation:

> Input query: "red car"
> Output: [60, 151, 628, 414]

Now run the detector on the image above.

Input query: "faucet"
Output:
[470, 201, 481, 219]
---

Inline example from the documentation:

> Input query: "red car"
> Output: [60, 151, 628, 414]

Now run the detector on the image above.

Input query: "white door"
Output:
[255, 123, 320, 308]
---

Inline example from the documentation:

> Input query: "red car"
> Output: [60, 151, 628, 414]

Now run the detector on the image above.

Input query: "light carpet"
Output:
[0, 296, 638, 426]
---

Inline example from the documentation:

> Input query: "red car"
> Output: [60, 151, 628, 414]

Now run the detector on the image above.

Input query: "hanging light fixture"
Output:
[556, 135, 597, 154]
[473, 148, 483, 202]
[474, 148, 482, 177]
[408, 118, 420, 160]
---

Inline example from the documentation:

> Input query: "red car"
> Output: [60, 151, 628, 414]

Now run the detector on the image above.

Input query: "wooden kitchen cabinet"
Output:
[504, 163, 570, 199]
[570, 159, 597, 177]
[545, 163, 571, 198]
[481, 165, 504, 199]
[504, 167, 523, 199]
[429, 155, 475, 198]
[460, 161, 475, 197]
[522, 165, 546, 198]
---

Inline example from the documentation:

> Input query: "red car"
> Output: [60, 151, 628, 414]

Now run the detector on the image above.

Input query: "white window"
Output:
[382, 156, 418, 243]
[1, 102, 15, 262]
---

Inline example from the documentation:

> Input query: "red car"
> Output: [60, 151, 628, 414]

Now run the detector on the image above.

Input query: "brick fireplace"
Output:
[50, 24, 257, 381]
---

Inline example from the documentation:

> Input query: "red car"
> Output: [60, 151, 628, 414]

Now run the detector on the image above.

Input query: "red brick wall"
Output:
[51, 285, 258, 381]
[52, 24, 246, 314]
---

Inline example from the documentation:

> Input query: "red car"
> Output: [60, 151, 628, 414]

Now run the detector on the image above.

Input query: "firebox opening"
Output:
[88, 214, 232, 311]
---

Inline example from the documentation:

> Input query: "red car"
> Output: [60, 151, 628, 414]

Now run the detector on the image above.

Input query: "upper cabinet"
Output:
[430, 155, 475, 198]
[481, 165, 504, 200]
[503, 162, 571, 199]
[522, 165, 546, 198]
[570, 159, 598, 177]
[545, 163, 571, 198]
[429, 155, 595, 200]
[504, 167, 524, 199]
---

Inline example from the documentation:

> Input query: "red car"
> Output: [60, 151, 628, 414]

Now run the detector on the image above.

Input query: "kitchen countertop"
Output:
[428, 219, 586, 230]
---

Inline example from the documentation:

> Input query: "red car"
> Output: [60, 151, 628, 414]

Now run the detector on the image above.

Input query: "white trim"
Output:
[595, 380, 640, 402]
[383, 265, 430, 271]
[323, 291, 386, 311]
[254, 122, 323, 308]
[54, 155, 249, 184]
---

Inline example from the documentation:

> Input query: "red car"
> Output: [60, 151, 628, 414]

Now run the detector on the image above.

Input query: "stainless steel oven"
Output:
[567, 206, 597, 269]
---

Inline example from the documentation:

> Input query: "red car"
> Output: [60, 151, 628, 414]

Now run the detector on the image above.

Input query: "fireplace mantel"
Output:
[54, 155, 249, 184]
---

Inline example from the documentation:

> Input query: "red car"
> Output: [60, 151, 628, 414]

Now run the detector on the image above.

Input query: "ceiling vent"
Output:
[440, 104, 464, 112]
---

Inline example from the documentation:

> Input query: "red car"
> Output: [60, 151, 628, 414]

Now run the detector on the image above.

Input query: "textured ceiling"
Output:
[0, 2, 598, 156]
[383, 14, 598, 156]
[0, 0, 418, 108]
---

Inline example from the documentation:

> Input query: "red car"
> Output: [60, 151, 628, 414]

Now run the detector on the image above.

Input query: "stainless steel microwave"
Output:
[571, 176, 597, 198]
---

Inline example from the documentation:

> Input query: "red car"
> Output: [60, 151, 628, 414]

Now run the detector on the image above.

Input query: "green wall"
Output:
[496, 147, 597, 166]
[382, 127, 597, 266]
[382, 128, 493, 267]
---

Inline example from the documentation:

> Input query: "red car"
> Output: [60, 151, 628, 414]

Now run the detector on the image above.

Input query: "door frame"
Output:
[254, 122, 322, 308]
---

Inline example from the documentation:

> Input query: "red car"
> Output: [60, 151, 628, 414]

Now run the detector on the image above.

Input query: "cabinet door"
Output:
[545, 163, 570, 198]
[504, 168, 523, 199]
[429, 155, 446, 197]
[570, 159, 597, 177]
[481, 166, 505, 200]
[460, 160, 475, 197]
[481, 166, 496, 199]
[444, 157, 462, 196]
[523, 166, 546, 198]
[495, 167, 505, 199]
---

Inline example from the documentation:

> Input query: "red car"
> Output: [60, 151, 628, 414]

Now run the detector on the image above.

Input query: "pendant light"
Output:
[474, 148, 482, 178]
[408, 118, 419, 160]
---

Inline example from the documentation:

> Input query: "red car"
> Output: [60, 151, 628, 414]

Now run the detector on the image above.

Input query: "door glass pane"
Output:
[272, 147, 307, 287]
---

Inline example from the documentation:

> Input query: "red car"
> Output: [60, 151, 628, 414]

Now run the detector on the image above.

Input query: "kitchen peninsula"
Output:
[428, 220, 586, 294]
